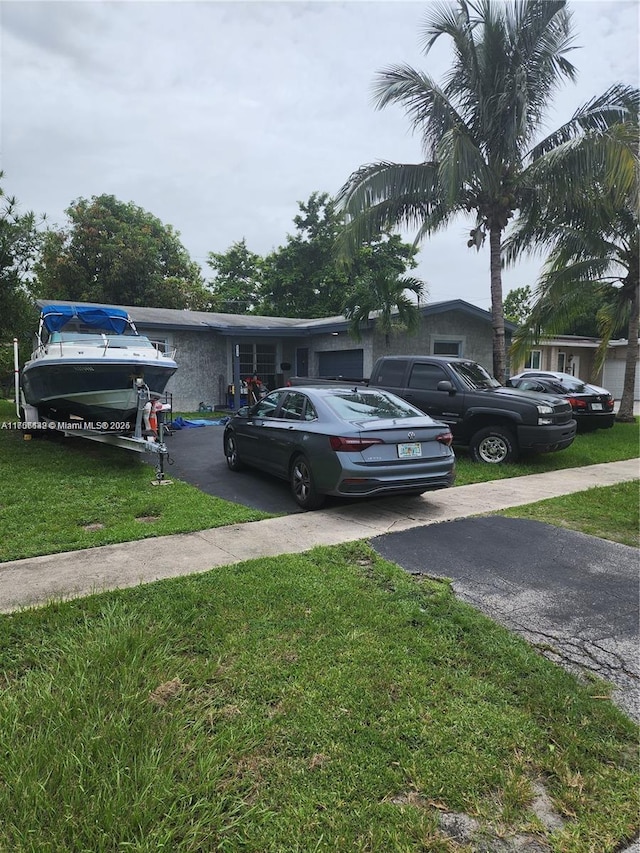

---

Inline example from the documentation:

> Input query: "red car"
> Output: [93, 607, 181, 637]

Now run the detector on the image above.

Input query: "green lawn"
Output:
[0, 542, 637, 852]
[0, 403, 638, 850]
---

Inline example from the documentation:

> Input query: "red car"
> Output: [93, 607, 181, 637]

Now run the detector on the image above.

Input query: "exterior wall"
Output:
[163, 330, 227, 412]
[371, 311, 496, 372]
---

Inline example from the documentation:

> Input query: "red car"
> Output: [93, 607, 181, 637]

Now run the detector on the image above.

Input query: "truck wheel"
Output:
[290, 455, 325, 510]
[224, 432, 244, 471]
[469, 427, 518, 464]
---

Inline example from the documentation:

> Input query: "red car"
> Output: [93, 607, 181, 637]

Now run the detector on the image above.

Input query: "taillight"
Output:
[329, 436, 384, 452]
[605, 397, 614, 411]
[436, 431, 453, 446]
[567, 397, 588, 409]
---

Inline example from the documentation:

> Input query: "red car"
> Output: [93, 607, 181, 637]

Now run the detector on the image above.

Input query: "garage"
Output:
[318, 349, 364, 379]
[603, 358, 640, 400]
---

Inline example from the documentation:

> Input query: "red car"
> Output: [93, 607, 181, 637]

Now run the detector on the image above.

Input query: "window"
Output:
[408, 363, 448, 390]
[375, 360, 407, 387]
[281, 392, 316, 421]
[239, 343, 277, 390]
[252, 390, 285, 418]
[524, 350, 541, 369]
[557, 352, 566, 373]
[433, 340, 461, 357]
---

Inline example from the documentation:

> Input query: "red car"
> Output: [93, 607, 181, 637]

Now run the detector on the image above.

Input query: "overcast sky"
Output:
[2, 0, 638, 312]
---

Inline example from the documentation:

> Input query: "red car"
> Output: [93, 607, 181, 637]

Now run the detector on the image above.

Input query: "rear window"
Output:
[324, 389, 423, 421]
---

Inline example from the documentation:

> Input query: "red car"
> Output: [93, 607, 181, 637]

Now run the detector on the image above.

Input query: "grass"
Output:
[1, 398, 638, 563]
[504, 479, 639, 547]
[0, 541, 637, 852]
[0, 400, 271, 562]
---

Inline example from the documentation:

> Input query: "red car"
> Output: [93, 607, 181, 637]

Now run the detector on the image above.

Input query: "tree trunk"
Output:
[489, 225, 506, 384]
[616, 278, 639, 422]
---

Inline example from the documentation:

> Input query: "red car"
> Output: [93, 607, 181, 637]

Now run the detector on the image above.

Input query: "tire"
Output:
[290, 455, 325, 510]
[469, 426, 518, 464]
[224, 432, 244, 471]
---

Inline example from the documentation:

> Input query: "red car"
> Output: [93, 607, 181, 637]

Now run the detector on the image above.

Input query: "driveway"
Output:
[371, 517, 639, 722]
[162, 424, 302, 513]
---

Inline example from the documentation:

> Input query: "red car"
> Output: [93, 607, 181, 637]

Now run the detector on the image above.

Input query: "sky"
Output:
[2, 0, 639, 313]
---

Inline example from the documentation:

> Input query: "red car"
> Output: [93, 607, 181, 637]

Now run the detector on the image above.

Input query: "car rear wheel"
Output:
[469, 426, 518, 464]
[224, 432, 244, 471]
[290, 455, 325, 510]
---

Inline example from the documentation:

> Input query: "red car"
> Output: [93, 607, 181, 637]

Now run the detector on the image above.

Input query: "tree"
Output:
[35, 195, 209, 310]
[257, 192, 421, 319]
[344, 273, 425, 346]
[0, 177, 42, 391]
[506, 89, 639, 421]
[336, 1, 628, 384]
[207, 239, 263, 314]
[503, 286, 533, 326]
[259, 192, 353, 318]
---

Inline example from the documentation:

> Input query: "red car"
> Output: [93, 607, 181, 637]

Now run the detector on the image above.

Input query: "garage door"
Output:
[602, 359, 640, 400]
[318, 349, 364, 379]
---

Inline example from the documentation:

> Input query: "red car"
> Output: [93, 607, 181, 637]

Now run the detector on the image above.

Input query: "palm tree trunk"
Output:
[616, 278, 639, 422]
[489, 225, 506, 384]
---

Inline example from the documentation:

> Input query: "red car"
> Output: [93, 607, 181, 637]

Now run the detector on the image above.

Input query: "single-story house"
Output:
[513, 334, 640, 400]
[40, 299, 515, 411]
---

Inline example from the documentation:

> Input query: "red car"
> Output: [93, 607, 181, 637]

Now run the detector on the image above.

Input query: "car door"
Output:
[235, 390, 287, 469]
[398, 362, 465, 426]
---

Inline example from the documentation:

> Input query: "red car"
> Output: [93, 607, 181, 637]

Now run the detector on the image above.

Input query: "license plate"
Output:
[398, 442, 422, 458]
[590, 403, 603, 411]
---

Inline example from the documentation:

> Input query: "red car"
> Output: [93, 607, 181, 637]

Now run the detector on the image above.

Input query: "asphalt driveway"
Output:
[371, 517, 639, 722]
[162, 423, 302, 513]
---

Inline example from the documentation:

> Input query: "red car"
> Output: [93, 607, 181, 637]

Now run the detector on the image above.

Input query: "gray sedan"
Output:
[223, 386, 456, 510]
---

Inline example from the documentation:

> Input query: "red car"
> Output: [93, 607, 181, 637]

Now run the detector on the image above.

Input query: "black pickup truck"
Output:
[289, 355, 577, 463]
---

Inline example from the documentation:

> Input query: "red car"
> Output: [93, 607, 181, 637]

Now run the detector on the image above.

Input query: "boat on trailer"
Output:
[20, 304, 178, 427]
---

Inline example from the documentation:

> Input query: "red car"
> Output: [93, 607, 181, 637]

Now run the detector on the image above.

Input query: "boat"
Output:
[20, 304, 178, 427]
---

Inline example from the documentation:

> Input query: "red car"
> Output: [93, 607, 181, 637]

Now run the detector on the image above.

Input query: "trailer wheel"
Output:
[469, 426, 518, 464]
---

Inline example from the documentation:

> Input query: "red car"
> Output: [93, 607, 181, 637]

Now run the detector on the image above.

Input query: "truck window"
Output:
[408, 363, 448, 390]
[375, 360, 407, 387]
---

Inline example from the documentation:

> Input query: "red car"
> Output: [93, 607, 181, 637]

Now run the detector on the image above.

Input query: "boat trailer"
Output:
[16, 366, 173, 485]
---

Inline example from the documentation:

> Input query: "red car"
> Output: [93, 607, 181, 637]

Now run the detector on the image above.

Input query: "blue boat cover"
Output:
[42, 304, 131, 334]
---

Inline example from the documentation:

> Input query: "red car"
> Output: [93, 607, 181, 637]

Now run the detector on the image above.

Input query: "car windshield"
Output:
[449, 361, 501, 390]
[324, 390, 423, 421]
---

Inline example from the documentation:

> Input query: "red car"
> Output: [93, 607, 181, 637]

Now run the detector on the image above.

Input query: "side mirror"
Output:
[235, 406, 250, 418]
[437, 380, 454, 393]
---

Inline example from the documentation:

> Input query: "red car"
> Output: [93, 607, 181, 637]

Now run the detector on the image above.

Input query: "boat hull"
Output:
[21, 358, 177, 424]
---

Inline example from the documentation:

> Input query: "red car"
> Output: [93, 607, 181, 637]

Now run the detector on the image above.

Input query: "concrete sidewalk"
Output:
[1, 458, 637, 614]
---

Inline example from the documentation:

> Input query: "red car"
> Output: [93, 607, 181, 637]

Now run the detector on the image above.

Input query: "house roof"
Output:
[37, 298, 515, 336]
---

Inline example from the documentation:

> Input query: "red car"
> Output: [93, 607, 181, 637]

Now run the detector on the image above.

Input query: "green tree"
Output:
[258, 192, 420, 319]
[35, 195, 208, 310]
[503, 286, 532, 326]
[207, 239, 263, 314]
[337, 0, 631, 384]
[506, 97, 639, 421]
[259, 192, 351, 317]
[344, 273, 426, 346]
[0, 178, 42, 391]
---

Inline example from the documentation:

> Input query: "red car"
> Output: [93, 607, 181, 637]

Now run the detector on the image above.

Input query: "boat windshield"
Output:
[48, 332, 156, 349]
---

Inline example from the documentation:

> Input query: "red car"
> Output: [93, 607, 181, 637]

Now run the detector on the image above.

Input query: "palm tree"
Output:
[337, 0, 630, 384]
[505, 96, 639, 421]
[343, 273, 425, 346]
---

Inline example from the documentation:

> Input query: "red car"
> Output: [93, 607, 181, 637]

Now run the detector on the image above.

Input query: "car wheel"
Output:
[224, 432, 244, 471]
[469, 426, 518, 464]
[290, 455, 325, 510]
